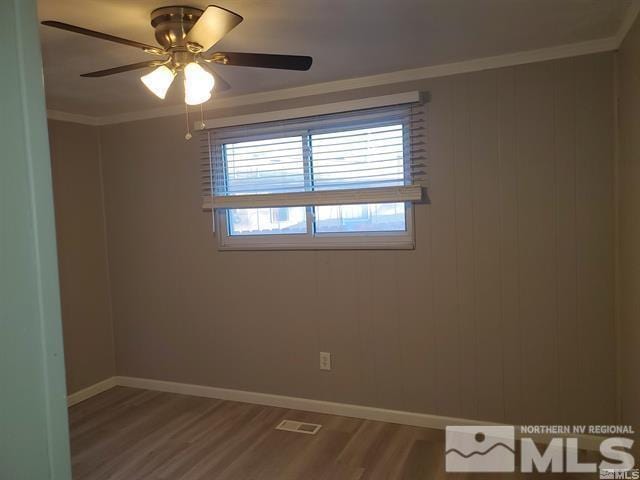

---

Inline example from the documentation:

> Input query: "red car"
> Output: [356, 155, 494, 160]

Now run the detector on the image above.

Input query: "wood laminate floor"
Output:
[69, 387, 598, 479]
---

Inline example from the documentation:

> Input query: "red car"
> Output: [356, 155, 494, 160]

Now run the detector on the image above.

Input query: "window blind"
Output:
[200, 100, 426, 210]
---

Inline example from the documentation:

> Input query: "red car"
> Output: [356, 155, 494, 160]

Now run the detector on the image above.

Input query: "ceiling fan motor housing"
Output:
[151, 6, 203, 53]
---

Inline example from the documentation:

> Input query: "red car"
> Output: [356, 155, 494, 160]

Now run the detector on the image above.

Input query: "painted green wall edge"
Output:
[0, 0, 71, 477]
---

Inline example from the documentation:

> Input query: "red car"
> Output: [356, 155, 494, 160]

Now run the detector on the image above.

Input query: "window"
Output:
[315, 203, 405, 233]
[201, 99, 426, 249]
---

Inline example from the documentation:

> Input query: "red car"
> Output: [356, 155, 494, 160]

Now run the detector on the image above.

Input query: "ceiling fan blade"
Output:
[41, 21, 165, 55]
[185, 5, 243, 52]
[81, 60, 166, 78]
[207, 52, 312, 71]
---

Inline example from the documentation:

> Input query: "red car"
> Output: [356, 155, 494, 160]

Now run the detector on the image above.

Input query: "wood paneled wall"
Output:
[617, 13, 640, 429]
[97, 52, 616, 425]
[49, 120, 116, 394]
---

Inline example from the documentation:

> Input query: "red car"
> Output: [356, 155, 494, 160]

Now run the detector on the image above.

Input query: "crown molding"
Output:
[615, 0, 640, 47]
[48, 35, 619, 127]
[199, 91, 420, 130]
[46, 109, 101, 126]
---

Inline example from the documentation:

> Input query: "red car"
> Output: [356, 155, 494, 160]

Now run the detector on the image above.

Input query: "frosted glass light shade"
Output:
[140, 66, 175, 99]
[184, 62, 215, 105]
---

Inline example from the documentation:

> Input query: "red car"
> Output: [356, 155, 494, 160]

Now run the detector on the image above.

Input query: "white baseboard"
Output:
[115, 376, 498, 431]
[68, 375, 605, 451]
[67, 377, 118, 407]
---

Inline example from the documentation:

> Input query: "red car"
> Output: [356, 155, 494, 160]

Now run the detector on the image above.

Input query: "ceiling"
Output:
[39, 0, 632, 117]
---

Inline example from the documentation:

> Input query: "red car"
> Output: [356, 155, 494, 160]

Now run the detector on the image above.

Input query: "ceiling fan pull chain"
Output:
[199, 104, 206, 130]
[184, 103, 192, 141]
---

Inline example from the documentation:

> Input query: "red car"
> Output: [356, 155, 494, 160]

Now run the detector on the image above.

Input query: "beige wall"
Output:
[49, 120, 115, 394]
[96, 52, 616, 425]
[618, 15, 640, 430]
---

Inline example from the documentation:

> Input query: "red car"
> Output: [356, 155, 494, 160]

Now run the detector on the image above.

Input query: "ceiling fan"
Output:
[42, 5, 313, 106]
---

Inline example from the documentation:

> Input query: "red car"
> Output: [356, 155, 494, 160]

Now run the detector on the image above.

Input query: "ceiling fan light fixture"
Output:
[141, 65, 175, 99]
[184, 62, 215, 105]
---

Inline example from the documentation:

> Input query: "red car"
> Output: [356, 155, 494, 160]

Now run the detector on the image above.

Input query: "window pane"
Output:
[228, 207, 307, 235]
[315, 202, 406, 233]
[224, 136, 305, 195]
[311, 124, 405, 191]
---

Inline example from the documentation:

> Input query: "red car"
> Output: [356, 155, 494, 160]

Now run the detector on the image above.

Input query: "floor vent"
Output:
[275, 419, 322, 435]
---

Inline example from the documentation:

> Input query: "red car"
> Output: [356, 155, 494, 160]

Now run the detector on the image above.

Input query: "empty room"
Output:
[2, 0, 640, 478]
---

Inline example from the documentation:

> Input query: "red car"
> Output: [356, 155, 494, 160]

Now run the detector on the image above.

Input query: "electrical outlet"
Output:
[319, 352, 331, 371]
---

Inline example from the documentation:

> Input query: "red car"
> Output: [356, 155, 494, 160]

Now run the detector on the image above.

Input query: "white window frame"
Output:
[212, 106, 418, 251]
[216, 203, 415, 250]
